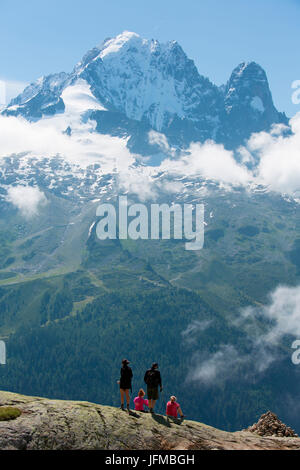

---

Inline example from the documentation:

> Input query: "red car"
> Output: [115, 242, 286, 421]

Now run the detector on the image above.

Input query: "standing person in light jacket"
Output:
[144, 362, 163, 413]
[119, 359, 133, 411]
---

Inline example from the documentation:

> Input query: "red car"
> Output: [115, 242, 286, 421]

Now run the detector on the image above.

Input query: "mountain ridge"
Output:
[3, 31, 288, 150]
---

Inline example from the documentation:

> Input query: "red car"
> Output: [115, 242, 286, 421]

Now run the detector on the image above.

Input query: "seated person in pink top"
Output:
[134, 389, 149, 412]
[166, 396, 184, 419]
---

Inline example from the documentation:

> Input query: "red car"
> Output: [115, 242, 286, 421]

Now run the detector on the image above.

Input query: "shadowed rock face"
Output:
[1, 391, 300, 450]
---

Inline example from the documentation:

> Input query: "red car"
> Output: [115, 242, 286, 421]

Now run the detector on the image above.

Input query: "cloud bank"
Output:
[184, 283, 300, 386]
[159, 140, 252, 187]
[248, 116, 300, 196]
[0, 114, 135, 170]
[152, 113, 300, 198]
[0, 103, 300, 202]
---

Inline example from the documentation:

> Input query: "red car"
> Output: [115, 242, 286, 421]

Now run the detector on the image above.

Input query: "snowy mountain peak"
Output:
[225, 61, 273, 108]
[98, 31, 141, 58]
[229, 61, 268, 86]
[75, 33, 211, 131]
[3, 33, 288, 149]
[220, 61, 288, 147]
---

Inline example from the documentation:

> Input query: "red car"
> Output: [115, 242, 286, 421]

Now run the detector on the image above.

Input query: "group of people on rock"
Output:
[118, 359, 184, 419]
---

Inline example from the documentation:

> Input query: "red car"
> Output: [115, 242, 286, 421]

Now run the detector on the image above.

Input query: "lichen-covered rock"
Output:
[0, 391, 300, 450]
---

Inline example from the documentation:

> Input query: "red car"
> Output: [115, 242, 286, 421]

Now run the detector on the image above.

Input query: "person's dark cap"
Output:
[122, 359, 130, 365]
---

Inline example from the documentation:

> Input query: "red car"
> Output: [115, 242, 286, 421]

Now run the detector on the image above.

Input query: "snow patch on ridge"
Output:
[61, 79, 107, 115]
[35, 79, 107, 136]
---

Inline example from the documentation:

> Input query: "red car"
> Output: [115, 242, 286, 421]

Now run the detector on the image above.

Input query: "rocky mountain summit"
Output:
[1, 391, 300, 450]
[3, 31, 288, 151]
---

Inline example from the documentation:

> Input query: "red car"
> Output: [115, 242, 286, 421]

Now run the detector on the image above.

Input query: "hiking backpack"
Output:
[145, 369, 159, 387]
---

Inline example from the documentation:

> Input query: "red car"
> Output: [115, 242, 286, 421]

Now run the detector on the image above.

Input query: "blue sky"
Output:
[0, 0, 300, 115]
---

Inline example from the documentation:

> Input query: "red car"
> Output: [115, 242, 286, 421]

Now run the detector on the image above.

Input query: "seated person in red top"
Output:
[134, 389, 149, 412]
[166, 396, 184, 419]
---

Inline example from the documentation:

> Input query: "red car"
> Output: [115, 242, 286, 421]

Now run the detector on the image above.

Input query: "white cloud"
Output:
[184, 283, 300, 386]
[117, 166, 158, 201]
[0, 112, 157, 202]
[0, 114, 136, 171]
[149, 113, 300, 200]
[0, 80, 138, 172]
[6, 185, 47, 218]
[248, 113, 300, 196]
[159, 140, 252, 187]
[1, 98, 300, 202]
[182, 320, 212, 346]
[186, 345, 243, 385]
[243, 284, 300, 344]
[148, 130, 174, 155]
[147, 129, 253, 188]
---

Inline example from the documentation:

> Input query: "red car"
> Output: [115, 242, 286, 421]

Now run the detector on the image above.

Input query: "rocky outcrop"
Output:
[246, 411, 298, 438]
[0, 391, 300, 450]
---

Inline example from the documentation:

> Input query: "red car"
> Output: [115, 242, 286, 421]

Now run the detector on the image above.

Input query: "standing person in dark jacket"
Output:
[119, 359, 133, 411]
[144, 363, 163, 413]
